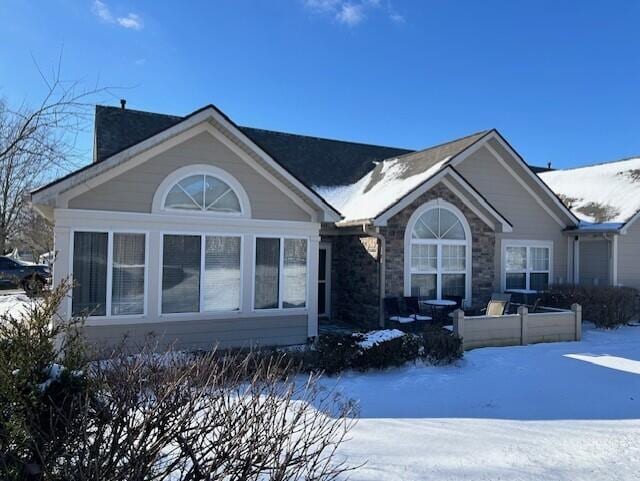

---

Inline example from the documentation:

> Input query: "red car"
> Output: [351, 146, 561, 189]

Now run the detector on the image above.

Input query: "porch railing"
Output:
[452, 304, 582, 350]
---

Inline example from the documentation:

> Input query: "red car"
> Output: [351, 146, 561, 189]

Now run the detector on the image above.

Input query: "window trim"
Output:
[69, 229, 149, 320]
[501, 239, 553, 292]
[158, 231, 244, 317]
[251, 235, 310, 312]
[404, 199, 472, 305]
[152, 164, 252, 218]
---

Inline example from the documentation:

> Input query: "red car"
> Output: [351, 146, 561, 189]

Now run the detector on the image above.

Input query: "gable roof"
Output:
[317, 130, 491, 223]
[539, 156, 640, 227]
[32, 104, 342, 222]
[94, 105, 413, 187]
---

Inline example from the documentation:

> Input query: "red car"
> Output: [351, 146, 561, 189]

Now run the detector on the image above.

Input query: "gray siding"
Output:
[618, 223, 640, 289]
[68, 131, 311, 221]
[456, 145, 570, 288]
[83, 315, 309, 353]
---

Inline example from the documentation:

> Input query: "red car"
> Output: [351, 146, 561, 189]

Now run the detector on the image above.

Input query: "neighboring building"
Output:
[30, 103, 626, 349]
[539, 158, 640, 290]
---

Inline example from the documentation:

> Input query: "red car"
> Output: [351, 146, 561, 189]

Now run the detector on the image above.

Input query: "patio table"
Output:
[421, 299, 457, 323]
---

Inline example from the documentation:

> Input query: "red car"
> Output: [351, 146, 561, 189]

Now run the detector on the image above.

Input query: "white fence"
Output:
[452, 304, 582, 350]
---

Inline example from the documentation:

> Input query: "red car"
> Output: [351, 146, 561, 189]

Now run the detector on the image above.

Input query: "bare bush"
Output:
[0, 283, 356, 481]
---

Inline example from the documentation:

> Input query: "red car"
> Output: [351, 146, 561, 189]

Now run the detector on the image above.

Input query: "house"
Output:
[30, 102, 621, 350]
[539, 158, 640, 289]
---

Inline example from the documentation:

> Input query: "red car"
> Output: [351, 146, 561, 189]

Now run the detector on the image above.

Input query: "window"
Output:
[161, 234, 242, 314]
[164, 174, 241, 213]
[254, 237, 308, 310]
[72, 231, 146, 317]
[112, 234, 145, 315]
[408, 204, 469, 301]
[504, 243, 551, 291]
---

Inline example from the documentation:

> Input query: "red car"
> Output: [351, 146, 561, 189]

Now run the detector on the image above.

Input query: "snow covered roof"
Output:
[315, 130, 489, 224]
[539, 157, 640, 226]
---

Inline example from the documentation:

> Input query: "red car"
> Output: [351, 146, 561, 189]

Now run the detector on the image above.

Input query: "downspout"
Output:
[363, 224, 386, 328]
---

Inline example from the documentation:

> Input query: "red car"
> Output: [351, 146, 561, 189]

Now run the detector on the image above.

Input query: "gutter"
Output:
[363, 224, 386, 328]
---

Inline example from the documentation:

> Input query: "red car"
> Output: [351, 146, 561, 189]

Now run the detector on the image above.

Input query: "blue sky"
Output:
[1, 0, 639, 170]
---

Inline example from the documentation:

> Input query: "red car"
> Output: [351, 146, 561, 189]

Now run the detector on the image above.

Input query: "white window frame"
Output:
[403, 199, 472, 305]
[252, 235, 310, 312]
[69, 229, 149, 320]
[158, 231, 244, 316]
[151, 164, 252, 218]
[501, 239, 553, 292]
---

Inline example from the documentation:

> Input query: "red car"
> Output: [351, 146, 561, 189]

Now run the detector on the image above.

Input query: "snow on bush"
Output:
[354, 329, 405, 349]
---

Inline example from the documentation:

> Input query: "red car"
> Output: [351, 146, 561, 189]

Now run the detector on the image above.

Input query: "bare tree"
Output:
[0, 55, 109, 254]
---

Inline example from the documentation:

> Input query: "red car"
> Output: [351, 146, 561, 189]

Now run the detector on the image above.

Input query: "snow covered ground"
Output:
[318, 325, 640, 481]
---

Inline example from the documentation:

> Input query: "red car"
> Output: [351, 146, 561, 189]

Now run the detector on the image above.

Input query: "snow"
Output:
[539, 157, 640, 224]
[354, 329, 405, 349]
[0, 293, 32, 320]
[316, 324, 640, 480]
[316, 157, 450, 223]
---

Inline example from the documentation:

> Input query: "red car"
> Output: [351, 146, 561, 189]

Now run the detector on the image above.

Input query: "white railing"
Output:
[452, 304, 581, 350]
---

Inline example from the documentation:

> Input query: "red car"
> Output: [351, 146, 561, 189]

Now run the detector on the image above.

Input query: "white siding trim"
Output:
[612, 234, 619, 286]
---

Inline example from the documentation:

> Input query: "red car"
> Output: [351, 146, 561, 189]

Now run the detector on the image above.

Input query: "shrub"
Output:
[0, 282, 355, 481]
[542, 284, 639, 328]
[309, 332, 361, 375]
[422, 326, 463, 364]
[352, 331, 423, 371]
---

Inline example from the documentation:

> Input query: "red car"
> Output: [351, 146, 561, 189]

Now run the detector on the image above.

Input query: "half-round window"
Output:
[164, 174, 241, 213]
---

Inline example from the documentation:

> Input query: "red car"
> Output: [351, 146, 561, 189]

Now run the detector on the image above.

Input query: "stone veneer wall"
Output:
[379, 182, 495, 308]
[322, 234, 381, 327]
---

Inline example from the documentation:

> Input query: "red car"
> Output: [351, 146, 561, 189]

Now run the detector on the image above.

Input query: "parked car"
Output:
[0, 255, 51, 295]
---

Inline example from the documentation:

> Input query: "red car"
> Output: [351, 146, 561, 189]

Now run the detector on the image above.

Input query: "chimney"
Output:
[547, 161, 552, 169]
[120, 99, 127, 109]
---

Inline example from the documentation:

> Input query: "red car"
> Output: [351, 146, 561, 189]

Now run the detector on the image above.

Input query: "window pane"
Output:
[506, 247, 527, 270]
[411, 274, 436, 299]
[413, 211, 438, 239]
[506, 272, 526, 290]
[203, 236, 241, 311]
[165, 184, 200, 210]
[283, 239, 307, 308]
[162, 235, 201, 313]
[530, 272, 549, 291]
[255, 238, 280, 309]
[531, 247, 549, 271]
[178, 175, 205, 207]
[442, 245, 465, 271]
[442, 274, 465, 298]
[111, 233, 145, 316]
[439, 209, 465, 239]
[411, 244, 437, 271]
[72, 232, 108, 316]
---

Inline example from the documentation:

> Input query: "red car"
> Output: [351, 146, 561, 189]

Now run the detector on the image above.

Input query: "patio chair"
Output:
[529, 297, 542, 314]
[384, 297, 415, 325]
[404, 296, 432, 322]
[484, 299, 508, 316]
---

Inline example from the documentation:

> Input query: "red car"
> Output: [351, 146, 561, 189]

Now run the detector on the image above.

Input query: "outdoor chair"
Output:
[529, 297, 542, 313]
[484, 299, 508, 316]
[404, 296, 432, 322]
[384, 297, 415, 325]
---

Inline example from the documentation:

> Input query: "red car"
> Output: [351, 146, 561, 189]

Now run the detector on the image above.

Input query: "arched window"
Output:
[164, 174, 241, 213]
[405, 200, 471, 303]
[152, 165, 251, 217]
